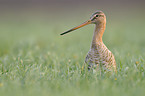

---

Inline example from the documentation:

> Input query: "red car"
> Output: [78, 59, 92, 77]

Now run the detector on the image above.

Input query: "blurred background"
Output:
[0, 0, 145, 57]
[1, 1, 145, 95]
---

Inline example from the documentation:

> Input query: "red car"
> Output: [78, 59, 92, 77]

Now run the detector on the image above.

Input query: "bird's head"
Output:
[90, 11, 106, 24]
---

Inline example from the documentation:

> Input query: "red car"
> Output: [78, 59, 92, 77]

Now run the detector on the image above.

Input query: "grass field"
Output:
[0, 11, 145, 96]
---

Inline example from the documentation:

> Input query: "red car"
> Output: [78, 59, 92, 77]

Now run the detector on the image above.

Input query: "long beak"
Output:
[60, 20, 91, 35]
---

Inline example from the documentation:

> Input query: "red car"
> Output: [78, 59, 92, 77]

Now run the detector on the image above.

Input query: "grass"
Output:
[0, 13, 145, 96]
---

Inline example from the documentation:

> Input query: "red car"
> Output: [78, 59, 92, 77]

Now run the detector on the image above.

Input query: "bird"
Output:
[60, 11, 117, 73]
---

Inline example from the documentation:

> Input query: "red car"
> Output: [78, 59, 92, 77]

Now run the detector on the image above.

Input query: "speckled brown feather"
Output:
[85, 42, 117, 72]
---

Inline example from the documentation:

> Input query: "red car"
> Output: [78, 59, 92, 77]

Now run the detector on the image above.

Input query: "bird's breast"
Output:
[85, 43, 113, 65]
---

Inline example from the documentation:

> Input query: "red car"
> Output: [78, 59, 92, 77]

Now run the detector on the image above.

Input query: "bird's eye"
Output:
[96, 15, 99, 17]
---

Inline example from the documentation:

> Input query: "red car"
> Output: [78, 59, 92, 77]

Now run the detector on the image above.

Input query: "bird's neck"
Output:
[91, 22, 106, 48]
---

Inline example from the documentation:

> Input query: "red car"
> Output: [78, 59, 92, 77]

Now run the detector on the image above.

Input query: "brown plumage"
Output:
[60, 11, 117, 73]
